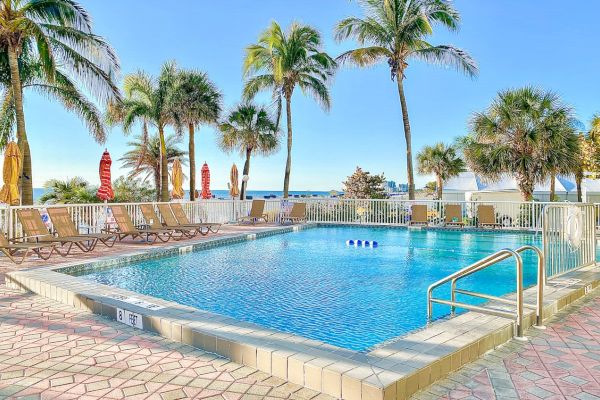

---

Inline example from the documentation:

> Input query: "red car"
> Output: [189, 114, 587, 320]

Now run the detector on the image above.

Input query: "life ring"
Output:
[565, 207, 583, 249]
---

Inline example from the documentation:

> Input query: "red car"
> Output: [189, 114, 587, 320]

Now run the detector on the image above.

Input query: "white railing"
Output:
[301, 199, 550, 230]
[543, 204, 597, 279]
[0, 199, 579, 240]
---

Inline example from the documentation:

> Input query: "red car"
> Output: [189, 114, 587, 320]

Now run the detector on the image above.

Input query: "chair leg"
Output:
[33, 246, 55, 260]
[101, 236, 117, 248]
[3, 249, 21, 264]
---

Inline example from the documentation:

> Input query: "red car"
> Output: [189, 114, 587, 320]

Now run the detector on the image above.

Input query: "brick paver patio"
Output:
[412, 289, 600, 400]
[0, 286, 333, 400]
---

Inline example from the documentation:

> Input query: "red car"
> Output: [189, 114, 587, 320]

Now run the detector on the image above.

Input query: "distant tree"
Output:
[119, 133, 187, 201]
[335, 0, 477, 200]
[575, 115, 600, 201]
[423, 181, 437, 196]
[417, 143, 464, 200]
[217, 103, 279, 200]
[40, 177, 98, 204]
[343, 167, 388, 199]
[461, 87, 580, 200]
[107, 62, 179, 201]
[170, 69, 222, 201]
[112, 176, 156, 203]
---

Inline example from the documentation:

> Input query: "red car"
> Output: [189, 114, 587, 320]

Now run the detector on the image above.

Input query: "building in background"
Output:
[384, 180, 397, 194]
[443, 172, 600, 202]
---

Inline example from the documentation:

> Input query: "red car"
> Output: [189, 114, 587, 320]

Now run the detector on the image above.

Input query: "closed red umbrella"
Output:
[201, 162, 211, 199]
[96, 149, 114, 201]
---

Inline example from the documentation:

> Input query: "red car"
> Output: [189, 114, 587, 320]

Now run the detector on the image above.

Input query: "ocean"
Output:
[33, 188, 336, 203]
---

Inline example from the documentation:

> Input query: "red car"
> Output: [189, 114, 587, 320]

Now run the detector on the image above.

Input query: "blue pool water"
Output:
[73, 227, 542, 351]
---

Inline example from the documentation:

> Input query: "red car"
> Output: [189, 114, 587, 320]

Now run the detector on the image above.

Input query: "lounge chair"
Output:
[0, 232, 56, 264]
[158, 203, 213, 236]
[445, 204, 465, 227]
[109, 205, 173, 243]
[16, 209, 96, 254]
[409, 205, 428, 226]
[46, 207, 118, 248]
[478, 205, 501, 228]
[239, 200, 268, 224]
[280, 202, 307, 225]
[139, 204, 196, 240]
[170, 203, 222, 235]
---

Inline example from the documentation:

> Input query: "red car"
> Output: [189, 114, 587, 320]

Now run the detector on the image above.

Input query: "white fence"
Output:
[1, 199, 599, 239]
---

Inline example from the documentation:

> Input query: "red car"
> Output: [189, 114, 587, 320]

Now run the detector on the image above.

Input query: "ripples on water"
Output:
[75, 227, 541, 352]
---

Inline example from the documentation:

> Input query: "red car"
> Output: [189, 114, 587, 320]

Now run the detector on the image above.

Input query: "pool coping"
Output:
[5, 223, 600, 400]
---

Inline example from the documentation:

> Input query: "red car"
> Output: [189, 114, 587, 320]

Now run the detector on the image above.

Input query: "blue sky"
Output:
[19, 0, 600, 191]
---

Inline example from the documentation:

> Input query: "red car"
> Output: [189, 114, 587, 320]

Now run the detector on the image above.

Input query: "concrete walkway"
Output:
[0, 286, 332, 400]
[412, 289, 600, 400]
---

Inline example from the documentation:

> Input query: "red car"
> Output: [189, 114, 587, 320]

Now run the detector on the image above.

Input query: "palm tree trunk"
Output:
[436, 175, 443, 200]
[549, 172, 556, 201]
[395, 74, 415, 200]
[240, 148, 251, 200]
[8, 46, 32, 205]
[576, 169, 583, 202]
[188, 123, 196, 201]
[158, 126, 169, 202]
[154, 171, 161, 201]
[283, 95, 293, 198]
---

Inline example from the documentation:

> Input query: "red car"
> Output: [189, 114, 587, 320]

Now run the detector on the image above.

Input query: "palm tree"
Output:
[243, 21, 336, 198]
[576, 115, 600, 201]
[40, 177, 98, 204]
[119, 133, 187, 201]
[218, 103, 279, 199]
[0, 49, 107, 159]
[416, 143, 464, 200]
[461, 87, 580, 201]
[169, 70, 222, 201]
[108, 62, 178, 201]
[0, 0, 120, 204]
[334, 0, 477, 200]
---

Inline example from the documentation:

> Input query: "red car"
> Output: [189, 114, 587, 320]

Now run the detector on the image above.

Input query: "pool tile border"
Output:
[5, 224, 600, 400]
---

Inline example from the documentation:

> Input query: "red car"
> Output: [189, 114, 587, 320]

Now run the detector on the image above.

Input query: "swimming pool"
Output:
[72, 226, 542, 352]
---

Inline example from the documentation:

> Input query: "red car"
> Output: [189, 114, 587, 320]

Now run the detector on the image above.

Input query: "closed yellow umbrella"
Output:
[170, 157, 184, 199]
[229, 164, 240, 198]
[0, 142, 22, 205]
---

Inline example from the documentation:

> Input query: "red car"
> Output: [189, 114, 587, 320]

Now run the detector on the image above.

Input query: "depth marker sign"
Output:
[116, 308, 143, 329]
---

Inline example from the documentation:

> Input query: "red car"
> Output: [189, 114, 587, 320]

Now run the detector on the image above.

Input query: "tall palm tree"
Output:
[243, 21, 336, 198]
[119, 133, 187, 201]
[108, 62, 178, 202]
[0, 49, 107, 158]
[0, 0, 120, 204]
[461, 87, 580, 201]
[335, 0, 477, 200]
[169, 69, 222, 201]
[416, 142, 464, 200]
[218, 103, 279, 199]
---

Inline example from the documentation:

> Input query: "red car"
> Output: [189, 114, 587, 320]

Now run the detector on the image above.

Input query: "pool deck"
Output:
[2, 223, 600, 399]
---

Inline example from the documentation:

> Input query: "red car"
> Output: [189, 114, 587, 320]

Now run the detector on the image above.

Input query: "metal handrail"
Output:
[450, 245, 544, 327]
[427, 246, 544, 338]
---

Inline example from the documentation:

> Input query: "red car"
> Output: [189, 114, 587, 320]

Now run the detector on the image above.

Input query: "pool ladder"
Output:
[427, 245, 544, 339]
